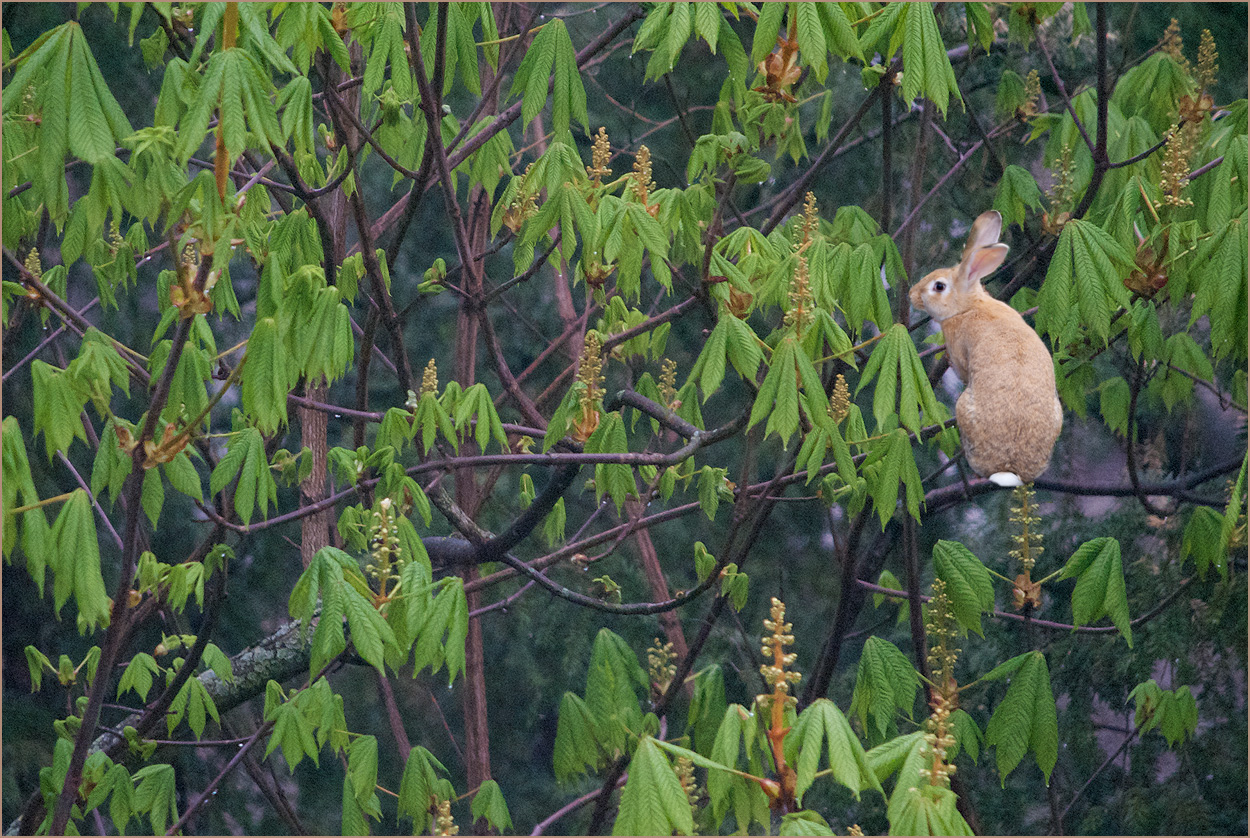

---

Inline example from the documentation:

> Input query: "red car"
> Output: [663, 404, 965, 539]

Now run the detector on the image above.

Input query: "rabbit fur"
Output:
[909, 211, 1062, 486]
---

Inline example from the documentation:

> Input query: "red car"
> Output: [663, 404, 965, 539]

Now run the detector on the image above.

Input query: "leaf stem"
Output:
[7, 491, 75, 515]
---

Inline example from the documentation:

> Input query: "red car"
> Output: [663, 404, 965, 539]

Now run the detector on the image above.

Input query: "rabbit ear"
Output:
[961, 211, 1004, 262]
[964, 242, 1009, 284]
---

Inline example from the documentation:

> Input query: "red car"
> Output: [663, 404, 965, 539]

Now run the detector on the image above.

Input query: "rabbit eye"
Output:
[933, 281, 947, 292]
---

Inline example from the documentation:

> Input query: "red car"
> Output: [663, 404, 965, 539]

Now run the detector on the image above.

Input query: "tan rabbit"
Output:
[909, 210, 1062, 487]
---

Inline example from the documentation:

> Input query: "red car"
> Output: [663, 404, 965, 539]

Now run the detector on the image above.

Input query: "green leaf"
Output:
[554, 691, 603, 783]
[162, 451, 203, 503]
[993, 165, 1044, 229]
[140, 466, 164, 528]
[860, 429, 925, 528]
[132, 764, 179, 835]
[584, 628, 648, 758]
[264, 694, 320, 772]
[966, 2, 995, 53]
[949, 708, 983, 764]
[585, 411, 634, 512]
[398, 746, 447, 834]
[697, 465, 728, 521]
[509, 18, 586, 136]
[1181, 506, 1228, 581]
[889, 782, 974, 836]
[340, 773, 369, 837]
[780, 810, 836, 836]
[1191, 216, 1248, 362]
[984, 651, 1058, 784]
[342, 578, 397, 673]
[899, 3, 961, 117]
[786, 698, 884, 805]
[470, 780, 514, 834]
[749, 337, 798, 444]
[117, 653, 160, 702]
[453, 382, 509, 452]
[1037, 219, 1134, 346]
[412, 576, 469, 683]
[816, 2, 864, 63]
[707, 704, 769, 831]
[857, 324, 943, 435]
[850, 637, 919, 742]
[612, 737, 695, 836]
[30, 360, 89, 460]
[865, 729, 922, 786]
[50, 489, 109, 631]
[1129, 679, 1198, 747]
[794, 3, 828, 84]
[24, 646, 50, 693]
[241, 316, 291, 434]
[3, 417, 54, 591]
[1098, 376, 1131, 436]
[209, 428, 277, 526]
[1058, 537, 1132, 646]
[932, 541, 995, 636]
[348, 735, 379, 804]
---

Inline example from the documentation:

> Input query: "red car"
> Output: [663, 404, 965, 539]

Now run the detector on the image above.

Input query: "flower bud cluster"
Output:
[757, 597, 801, 709]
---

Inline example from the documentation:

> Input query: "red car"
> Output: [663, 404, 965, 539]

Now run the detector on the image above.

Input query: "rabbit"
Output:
[908, 210, 1062, 487]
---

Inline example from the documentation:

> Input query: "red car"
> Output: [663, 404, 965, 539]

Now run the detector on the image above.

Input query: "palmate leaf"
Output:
[273, 1, 351, 75]
[2, 418, 54, 590]
[816, 2, 864, 64]
[471, 780, 514, 834]
[857, 323, 943, 434]
[209, 427, 278, 526]
[132, 764, 179, 835]
[174, 47, 282, 166]
[508, 18, 587, 137]
[612, 737, 695, 837]
[1058, 537, 1132, 646]
[1191, 214, 1248, 362]
[898, 3, 961, 117]
[864, 727, 971, 835]
[984, 651, 1058, 784]
[1129, 679, 1199, 748]
[708, 704, 770, 832]
[1036, 219, 1135, 346]
[4, 22, 133, 221]
[361, 4, 409, 99]
[993, 165, 1044, 229]
[932, 540, 995, 636]
[241, 316, 293, 435]
[411, 576, 468, 684]
[889, 783, 974, 837]
[860, 429, 925, 528]
[50, 489, 109, 631]
[398, 746, 449, 835]
[554, 691, 603, 783]
[850, 637, 919, 742]
[583, 628, 648, 758]
[264, 692, 320, 772]
[30, 360, 89, 460]
[785, 698, 885, 805]
[585, 412, 634, 512]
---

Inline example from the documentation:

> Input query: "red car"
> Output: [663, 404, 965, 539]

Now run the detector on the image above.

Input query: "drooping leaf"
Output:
[612, 737, 695, 836]
[932, 541, 995, 636]
[786, 698, 885, 805]
[50, 489, 109, 631]
[850, 637, 919, 742]
[470, 780, 514, 834]
[1058, 537, 1132, 646]
[984, 651, 1058, 784]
